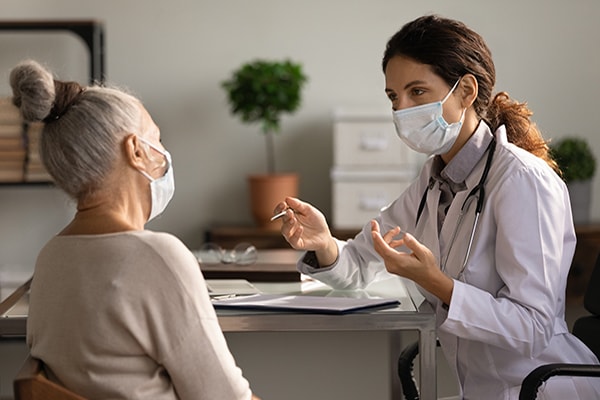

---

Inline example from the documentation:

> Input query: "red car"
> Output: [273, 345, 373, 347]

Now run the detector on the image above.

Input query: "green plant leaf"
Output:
[550, 137, 597, 183]
[221, 58, 308, 173]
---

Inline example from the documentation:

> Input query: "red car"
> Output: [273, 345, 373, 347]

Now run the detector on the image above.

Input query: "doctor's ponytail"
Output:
[486, 92, 559, 173]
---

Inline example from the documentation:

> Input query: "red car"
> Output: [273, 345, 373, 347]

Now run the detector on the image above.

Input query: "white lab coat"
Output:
[299, 123, 600, 399]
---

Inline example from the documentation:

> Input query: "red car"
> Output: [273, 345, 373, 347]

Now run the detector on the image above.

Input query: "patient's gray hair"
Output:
[9, 59, 142, 199]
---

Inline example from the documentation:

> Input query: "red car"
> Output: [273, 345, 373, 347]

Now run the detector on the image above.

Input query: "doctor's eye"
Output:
[411, 88, 425, 96]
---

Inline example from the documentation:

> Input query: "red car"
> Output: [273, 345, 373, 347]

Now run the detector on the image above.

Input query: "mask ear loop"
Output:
[139, 170, 154, 182]
[441, 78, 462, 104]
[137, 136, 170, 180]
[441, 78, 467, 125]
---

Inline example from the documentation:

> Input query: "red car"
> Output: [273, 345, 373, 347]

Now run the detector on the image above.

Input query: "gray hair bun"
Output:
[10, 60, 84, 123]
[9, 60, 56, 122]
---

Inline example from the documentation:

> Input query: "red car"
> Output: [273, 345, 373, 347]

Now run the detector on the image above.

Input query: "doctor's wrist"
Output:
[314, 238, 338, 268]
[422, 271, 454, 306]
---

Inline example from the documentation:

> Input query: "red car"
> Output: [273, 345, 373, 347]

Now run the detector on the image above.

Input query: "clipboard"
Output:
[212, 293, 400, 314]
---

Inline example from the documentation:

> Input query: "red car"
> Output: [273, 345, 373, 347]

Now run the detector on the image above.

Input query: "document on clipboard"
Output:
[212, 293, 400, 314]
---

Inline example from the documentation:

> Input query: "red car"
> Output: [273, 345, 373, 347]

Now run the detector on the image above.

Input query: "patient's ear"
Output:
[123, 134, 146, 169]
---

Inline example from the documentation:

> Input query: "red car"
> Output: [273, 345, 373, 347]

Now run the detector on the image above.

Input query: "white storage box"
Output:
[333, 108, 420, 168]
[330, 108, 423, 230]
[331, 168, 415, 229]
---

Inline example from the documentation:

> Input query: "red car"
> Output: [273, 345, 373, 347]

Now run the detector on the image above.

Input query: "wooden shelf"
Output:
[200, 249, 301, 282]
[568, 223, 600, 304]
[205, 225, 359, 250]
[0, 181, 52, 187]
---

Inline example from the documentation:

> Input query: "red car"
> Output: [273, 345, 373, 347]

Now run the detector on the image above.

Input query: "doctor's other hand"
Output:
[274, 197, 338, 265]
[370, 220, 453, 305]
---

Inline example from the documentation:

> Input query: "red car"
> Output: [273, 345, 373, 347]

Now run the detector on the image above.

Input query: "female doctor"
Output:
[275, 15, 600, 399]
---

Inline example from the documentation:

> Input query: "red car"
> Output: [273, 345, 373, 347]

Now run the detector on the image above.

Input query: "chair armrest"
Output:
[519, 363, 600, 400]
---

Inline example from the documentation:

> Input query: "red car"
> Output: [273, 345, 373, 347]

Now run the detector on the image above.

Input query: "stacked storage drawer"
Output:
[331, 109, 423, 229]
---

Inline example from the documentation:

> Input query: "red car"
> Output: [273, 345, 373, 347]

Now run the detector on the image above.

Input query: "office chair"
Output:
[398, 252, 600, 400]
[398, 339, 422, 400]
[13, 355, 87, 400]
[519, 252, 600, 400]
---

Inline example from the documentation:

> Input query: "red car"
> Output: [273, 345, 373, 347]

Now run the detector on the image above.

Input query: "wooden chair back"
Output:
[13, 355, 87, 400]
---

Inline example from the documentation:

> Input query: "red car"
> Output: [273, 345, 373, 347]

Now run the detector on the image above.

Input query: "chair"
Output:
[13, 355, 87, 400]
[398, 339, 422, 400]
[519, 252, 600, 399]
[398, 253, 600, 400]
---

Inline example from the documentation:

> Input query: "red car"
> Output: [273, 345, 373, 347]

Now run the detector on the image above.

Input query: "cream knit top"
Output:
[27, 230, 252, 400]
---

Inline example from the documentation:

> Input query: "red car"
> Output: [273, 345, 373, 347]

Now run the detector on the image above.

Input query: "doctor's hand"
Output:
[274, 197, 338, 267]
[370, 220, 454, 306]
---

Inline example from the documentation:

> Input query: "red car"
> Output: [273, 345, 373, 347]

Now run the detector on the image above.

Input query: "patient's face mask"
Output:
[393, 79, 465, 155]
[137, 136, 175, 222]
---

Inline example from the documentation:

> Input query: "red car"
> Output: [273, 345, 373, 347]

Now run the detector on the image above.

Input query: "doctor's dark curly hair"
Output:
[382, 15, 559, 173]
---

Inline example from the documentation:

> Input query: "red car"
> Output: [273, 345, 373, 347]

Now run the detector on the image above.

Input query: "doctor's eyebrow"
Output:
[403, 80, 428, 90]
[385, 80, 429, 95]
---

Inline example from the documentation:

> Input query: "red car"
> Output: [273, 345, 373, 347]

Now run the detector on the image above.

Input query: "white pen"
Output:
[211, 294, 237, 301]
[270, 208, 293, 221]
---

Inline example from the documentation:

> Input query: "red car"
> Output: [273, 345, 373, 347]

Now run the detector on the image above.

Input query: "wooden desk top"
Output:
[200, 249, 301, 282]
[205, 225, 359, 250]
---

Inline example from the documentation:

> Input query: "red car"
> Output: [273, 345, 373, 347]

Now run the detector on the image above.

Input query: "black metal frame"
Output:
[0, 20, 105, 84]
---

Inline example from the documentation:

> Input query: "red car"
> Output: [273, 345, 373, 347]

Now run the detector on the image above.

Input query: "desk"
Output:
[0, 276, 437, 400]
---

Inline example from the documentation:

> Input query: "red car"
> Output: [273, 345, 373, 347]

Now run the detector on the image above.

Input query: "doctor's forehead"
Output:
[384, 55, 442, 90]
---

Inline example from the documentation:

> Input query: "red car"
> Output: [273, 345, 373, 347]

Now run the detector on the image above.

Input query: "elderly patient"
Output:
[10, 60, 260, 400]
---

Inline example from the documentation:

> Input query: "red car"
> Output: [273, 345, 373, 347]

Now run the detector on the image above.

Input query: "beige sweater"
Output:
[28, 230, 252, 400]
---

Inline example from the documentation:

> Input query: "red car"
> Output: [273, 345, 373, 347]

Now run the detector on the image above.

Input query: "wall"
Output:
[1, 0, 599, 262]
[0, 0, 599, 398]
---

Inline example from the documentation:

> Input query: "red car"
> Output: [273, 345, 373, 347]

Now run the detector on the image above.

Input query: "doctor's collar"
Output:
[434, 121, 494, 187]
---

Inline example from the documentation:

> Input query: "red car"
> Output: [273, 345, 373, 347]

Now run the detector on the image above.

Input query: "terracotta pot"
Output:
[248, 173, 299, 229]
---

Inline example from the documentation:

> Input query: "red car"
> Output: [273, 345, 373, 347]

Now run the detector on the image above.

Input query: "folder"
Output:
[212, 293, 399, 314]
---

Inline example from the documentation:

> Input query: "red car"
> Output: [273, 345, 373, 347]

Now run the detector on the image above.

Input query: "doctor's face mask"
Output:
[393, 79, 465, 155]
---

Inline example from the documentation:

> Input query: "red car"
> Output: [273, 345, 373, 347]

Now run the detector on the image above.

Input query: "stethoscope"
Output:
[415, 139, 496, 278]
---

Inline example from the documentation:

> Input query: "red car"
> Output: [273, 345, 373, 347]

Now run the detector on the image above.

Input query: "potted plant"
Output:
[551, 136, 597, 223]
[222, 59, 308, 228]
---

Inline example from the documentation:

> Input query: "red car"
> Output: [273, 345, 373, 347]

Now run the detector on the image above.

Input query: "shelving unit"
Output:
[0, 20, 105, 185]
[0, 20, 105, 84]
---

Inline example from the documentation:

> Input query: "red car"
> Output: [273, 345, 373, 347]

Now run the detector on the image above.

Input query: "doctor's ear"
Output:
[458, 74, 478, 109]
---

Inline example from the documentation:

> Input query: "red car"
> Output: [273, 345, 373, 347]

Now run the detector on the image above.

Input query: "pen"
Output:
[211, 294, 238, 301]
[270, 208, 293, 221]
